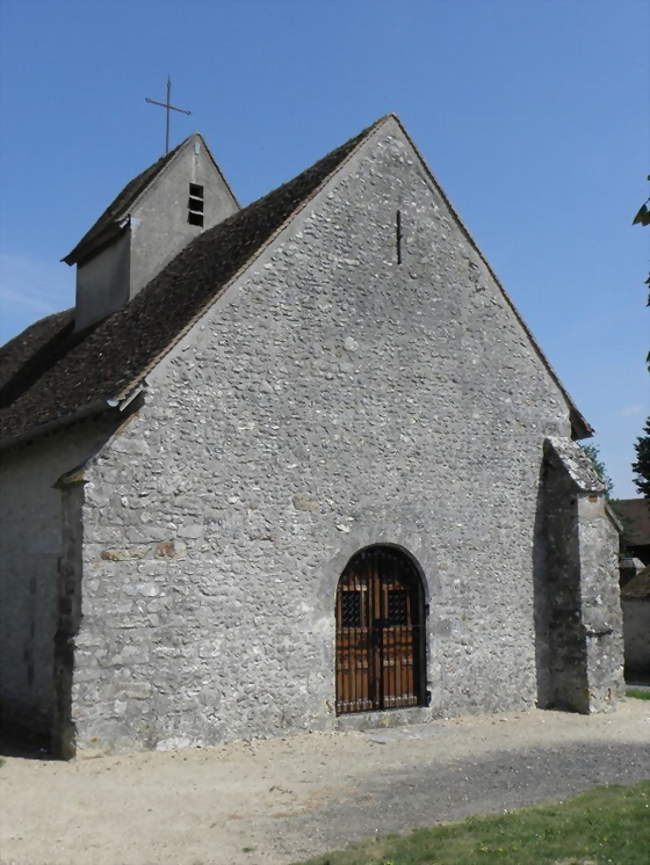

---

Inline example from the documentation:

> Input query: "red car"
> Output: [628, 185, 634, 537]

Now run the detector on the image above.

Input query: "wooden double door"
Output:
[335, 546, 425, 714]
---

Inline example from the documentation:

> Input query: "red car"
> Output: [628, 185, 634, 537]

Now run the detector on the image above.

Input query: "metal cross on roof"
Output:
[145, 76, 191, 155]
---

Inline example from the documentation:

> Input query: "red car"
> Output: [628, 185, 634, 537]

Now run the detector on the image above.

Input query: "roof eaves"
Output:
[605, 501, 624, 534]
[0, 398, 112, 452]
[71, 219, 130, 267]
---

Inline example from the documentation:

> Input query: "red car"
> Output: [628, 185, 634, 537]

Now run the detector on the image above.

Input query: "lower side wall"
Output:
[69, 443, 624, 754]
[0, 418, 115, 746]
[71, 511, 542, 755]
[0, 547, 58, 742]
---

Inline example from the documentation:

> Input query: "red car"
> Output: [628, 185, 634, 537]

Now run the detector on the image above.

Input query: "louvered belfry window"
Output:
[188, 183, 204, 226]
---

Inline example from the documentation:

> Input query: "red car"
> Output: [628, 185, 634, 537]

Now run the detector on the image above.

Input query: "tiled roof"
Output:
[0, 119, 383, 447]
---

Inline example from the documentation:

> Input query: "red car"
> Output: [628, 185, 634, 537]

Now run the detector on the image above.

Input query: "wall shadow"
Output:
[533, 460, 552, 708]
[533, 447, 588, 713]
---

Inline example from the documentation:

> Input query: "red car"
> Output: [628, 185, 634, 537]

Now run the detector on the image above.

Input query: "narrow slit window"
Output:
[396, 209, 402, 264]
[188, 182, 205, 227]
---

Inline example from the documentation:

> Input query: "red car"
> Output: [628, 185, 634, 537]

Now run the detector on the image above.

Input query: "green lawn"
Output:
[293, 781, 650, 865]
[626, 687, 650, 701]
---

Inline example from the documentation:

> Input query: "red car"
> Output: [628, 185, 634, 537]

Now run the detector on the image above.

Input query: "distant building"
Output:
[615, 498, 650, 565]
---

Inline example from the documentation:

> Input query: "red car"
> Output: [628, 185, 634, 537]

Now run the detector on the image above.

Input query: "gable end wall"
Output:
[74, 123, 573, 751]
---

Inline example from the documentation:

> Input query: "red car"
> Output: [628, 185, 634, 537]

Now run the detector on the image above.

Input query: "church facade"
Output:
[0, 116, 624, 756]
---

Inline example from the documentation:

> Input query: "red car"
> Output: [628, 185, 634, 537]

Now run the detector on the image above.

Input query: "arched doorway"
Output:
[335, 545, 426, 715]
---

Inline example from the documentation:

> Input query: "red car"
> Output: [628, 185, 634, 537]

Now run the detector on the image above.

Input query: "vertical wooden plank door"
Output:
[335, 546, 424, 714]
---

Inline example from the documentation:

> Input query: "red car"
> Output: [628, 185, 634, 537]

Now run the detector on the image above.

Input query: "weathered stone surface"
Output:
[0, 417, 116, 742]
[69, 120, 587, 752]
[292, 494, 321, 513]
[101, 547, 148, 561]
[544, 436, 604, 492]
[1, 119, 623, 757]
[535, 437, 624, 714]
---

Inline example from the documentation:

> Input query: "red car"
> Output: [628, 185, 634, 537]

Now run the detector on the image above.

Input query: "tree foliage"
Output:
[579, 442, 614, 498]
[632, 417, 650, 499]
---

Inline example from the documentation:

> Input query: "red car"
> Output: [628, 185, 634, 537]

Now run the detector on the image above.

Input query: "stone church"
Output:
[0, 115, 624, 757]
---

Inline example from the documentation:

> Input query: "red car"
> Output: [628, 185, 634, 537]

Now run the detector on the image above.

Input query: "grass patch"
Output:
[293, 781, 650, 865]
[626, 688, 650, 701]
[0, 758, 4, 769]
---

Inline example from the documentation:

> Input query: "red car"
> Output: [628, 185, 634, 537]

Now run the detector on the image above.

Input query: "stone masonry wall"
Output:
[578, 496, 624, 710]
[537, 438, 624, 713]
[0, 417, 115, 741]
[74, 119, 574, 752]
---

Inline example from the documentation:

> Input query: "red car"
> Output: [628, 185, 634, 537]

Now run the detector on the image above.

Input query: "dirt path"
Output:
[1, 701, 649, 865]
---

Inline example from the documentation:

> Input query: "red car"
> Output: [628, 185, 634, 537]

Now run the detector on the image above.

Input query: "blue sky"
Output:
[0, 0, 647, 496]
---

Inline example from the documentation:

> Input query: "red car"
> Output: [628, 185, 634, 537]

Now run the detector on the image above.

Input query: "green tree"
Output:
[632, 418, 650, 500]
[579, 442, 614, 498]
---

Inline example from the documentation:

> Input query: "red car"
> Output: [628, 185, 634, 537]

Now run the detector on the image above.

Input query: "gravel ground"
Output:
[1, 699, 649, 865]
